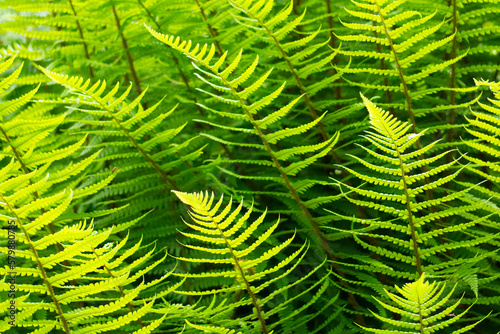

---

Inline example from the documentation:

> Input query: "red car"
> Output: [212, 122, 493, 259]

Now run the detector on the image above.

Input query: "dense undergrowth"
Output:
[0, 0, 499, 332]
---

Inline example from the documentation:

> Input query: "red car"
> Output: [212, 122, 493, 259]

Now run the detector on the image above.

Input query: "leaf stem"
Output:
[111, 5, 143, 96]
[68, 0, 94, 78]
[375, 2, 417, 132]
[216, 65, 366, 326]
[210, 212, 269, 333]
[193, 0, 224, 56]
[374, 106, 423, 276]
[446, 0, 458, 147]
[234, 3, 333, 155]
[75, 87, 179, 190]
[375, 2, 435, 205]
[0, 193, 72, 333]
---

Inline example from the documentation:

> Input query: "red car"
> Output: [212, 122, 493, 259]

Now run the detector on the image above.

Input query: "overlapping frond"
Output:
[228, 0, 341, 105]
[1, 1, 499, 332]
[337, 0, 473, 137]
[173, 190, 330, 333]
[464, 79, 500, 182]
[359, 273, 486, 333]
[0, 56, 171, 333]
[459, 81, 500, 307]
[38, 67, 204, 252]
[147, 28, 341, 258]
[330, 95, 496, 320]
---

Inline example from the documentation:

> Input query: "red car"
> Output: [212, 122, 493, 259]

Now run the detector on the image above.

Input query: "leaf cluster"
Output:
[1, 0, 499, 332]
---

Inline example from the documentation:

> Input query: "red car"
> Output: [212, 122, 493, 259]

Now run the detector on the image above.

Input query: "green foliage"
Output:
[0, 57, 169, 333]
[0, 0, 499, 332]
[173, 190, 333, 333]
[359, 273, 487, 333]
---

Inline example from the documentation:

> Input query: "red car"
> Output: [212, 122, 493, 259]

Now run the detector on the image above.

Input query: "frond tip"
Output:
[172, 190, 326, 333]
[358, 273, 487, 333]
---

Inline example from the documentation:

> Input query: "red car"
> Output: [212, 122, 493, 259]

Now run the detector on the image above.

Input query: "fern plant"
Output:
[329, 93, 497, 325]
[464, 79, 500, 184]
[36, 65, 207, 272]
[227, 0, 343, 143]
[359, 273, 486, 333]
[146, 27, 340, 260]
[457, 79, 500, 316]
[172, 190, 335, 333]
[336, 0, 478, 141]
[1, 0, 500, 332]
[0, 56, 175, 333]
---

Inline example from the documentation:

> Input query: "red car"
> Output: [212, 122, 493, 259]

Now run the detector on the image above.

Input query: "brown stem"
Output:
[233, 3, 372, 263]
[375, 3, 434, 205]
[193, 0, 224, 56]
[375, 3, 417, 132]
[111, 5, 143, 96]
[437, 0, 459, 257]
[446, 0, 458, 151]
[96, 97, 179, 190]
[324, 0, 336, 49]
[57, 78, 179, 190]
[233, 3, 338, 163]
[68, 0, 94, 78]
[372, 21, 393, 113]
[323, 0, 344, 103]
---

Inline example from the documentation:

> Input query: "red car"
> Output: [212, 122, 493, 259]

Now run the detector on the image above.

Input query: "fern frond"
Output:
[359, 273, 486, 333]
[147, 27, 341, 263]
[0, 55, 171, 333]
[335, 95, 494, 313]
[173, 190, 327, 333]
